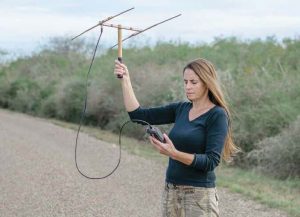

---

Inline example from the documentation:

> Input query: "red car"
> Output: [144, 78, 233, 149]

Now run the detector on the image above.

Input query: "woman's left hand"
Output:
[149, 133, 178, 159]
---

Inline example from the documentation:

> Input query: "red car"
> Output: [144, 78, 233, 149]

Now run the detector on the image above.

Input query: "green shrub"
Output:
[227, 66, 300, 152]
[40, 95, 57, 118]
[1, 36, 300, 170]
[54, 77, 85, 122]
[6, 78, 42, 113]
[246, 116, 300, 179]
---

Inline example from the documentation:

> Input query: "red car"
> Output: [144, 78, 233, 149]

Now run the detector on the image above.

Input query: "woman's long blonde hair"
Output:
[183, 58, 240, 162]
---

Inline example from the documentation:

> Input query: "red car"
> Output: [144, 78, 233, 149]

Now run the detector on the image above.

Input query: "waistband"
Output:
[165, 182, 216, 191]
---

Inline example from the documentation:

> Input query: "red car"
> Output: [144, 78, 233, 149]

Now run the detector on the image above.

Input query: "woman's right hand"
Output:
[114, 59, 140, 111]
[114, 59, 129, 80]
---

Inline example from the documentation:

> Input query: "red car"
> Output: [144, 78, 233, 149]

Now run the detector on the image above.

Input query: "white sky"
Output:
[1, 0, 300, 56]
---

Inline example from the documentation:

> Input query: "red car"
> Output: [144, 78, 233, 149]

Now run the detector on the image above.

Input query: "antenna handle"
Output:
[117, 57, 123, 79]
[117, 25, 123, 79]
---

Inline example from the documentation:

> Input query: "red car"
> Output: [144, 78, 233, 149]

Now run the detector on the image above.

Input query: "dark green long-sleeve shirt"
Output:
[128, 101, 228, 187]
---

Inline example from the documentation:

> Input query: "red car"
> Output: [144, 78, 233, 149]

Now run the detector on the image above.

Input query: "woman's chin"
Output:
[186, 95, 194, 101]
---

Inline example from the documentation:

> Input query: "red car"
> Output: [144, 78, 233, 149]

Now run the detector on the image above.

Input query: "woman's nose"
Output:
[185, 83, 192, 89]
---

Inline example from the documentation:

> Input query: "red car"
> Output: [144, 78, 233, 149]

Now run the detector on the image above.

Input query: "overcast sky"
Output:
[1, 0, 300, 56]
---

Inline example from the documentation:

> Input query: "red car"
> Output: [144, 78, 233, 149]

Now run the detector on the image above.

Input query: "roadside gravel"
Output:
[0, 109, 290, 217]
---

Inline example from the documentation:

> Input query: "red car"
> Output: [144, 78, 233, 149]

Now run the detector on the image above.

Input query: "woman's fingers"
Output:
[114, 59, 128, 78]
[114, 65, 125, 77]
[114, 67, 124, 74]
[149, 135, 176, 158]
[114, 69, 123, 77]
[114, 60, 127, 70]
[150, 136, 172, 155]
[149, 136, 163, 152]
[163, 133, 174, 148]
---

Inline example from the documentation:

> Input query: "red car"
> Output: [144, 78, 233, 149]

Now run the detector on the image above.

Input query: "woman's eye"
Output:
[184, 81, 197, 85]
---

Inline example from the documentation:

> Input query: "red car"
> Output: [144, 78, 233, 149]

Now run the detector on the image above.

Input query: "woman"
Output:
[114, 58, 239, 217]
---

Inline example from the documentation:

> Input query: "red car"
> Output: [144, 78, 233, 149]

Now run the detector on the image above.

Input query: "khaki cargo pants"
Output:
[162, 183, 219, 217]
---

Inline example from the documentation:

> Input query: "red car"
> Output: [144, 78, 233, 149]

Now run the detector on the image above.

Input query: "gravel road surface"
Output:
[0, 109, 290, 217]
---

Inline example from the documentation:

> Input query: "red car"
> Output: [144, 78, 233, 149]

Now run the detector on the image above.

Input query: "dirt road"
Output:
[0, 109, 290, 217]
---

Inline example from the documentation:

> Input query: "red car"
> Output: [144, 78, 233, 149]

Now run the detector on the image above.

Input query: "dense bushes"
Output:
[0, 36, 299, 178]
[247, 116, 300, 179]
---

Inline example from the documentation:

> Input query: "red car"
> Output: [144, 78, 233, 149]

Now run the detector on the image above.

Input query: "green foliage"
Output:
[246, 116, 300, 179]
[228, 61, 300, 152]
[0, 36, 299, 176]
[54, 77, 85, 122]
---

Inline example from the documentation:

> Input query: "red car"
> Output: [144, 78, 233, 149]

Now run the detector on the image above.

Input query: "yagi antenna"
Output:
[72, 8, 181, 180]
[71, 7, 136, 41]
[72, 7, 181, 78]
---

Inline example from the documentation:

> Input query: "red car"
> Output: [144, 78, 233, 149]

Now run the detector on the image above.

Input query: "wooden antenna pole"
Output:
[117, 25, 123, 78]
[118, 25, 122, 62]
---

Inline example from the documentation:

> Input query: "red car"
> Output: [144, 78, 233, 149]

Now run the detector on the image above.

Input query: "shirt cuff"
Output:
[190, 153, 197, 167]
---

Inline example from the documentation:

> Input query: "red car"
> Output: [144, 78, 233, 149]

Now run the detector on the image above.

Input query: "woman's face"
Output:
[183, 68, 207, 101]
